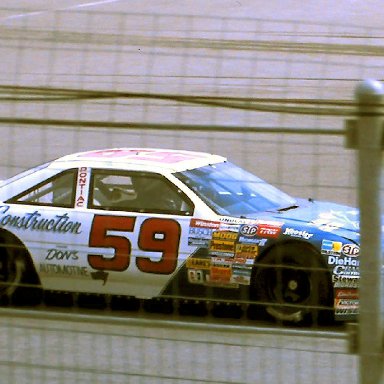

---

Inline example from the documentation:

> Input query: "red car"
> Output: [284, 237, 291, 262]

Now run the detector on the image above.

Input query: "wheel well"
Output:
[256, 239, 329, 269]
[0, 229, 41, 286]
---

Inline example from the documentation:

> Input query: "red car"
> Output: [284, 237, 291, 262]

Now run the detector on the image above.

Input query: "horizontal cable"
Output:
[0, 117, 344, 134]
[0, 85, 367, 116]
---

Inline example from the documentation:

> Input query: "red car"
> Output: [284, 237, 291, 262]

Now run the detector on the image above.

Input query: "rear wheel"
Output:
[0, 243, 25, 300]
[249, 243, 333, 325]
[0, 233, 41, 305]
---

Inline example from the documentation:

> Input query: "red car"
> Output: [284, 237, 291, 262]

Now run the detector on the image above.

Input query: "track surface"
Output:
[0, 304, 355, 384]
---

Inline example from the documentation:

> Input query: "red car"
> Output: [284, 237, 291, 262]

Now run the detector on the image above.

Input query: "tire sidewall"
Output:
[250, 242, 332, 323]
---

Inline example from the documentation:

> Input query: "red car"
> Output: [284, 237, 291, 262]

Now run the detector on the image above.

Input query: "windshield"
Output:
[175, 161, 296, 217]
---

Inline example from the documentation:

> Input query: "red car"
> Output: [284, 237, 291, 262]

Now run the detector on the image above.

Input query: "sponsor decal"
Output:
[335, 298, 359, 309]
[321, 240, 342, 256]
[238, 237, 268, 246]
[231, 274, 251, 285]
[256, 223, 282, 238]
[341, 244, 360, 257]
[45, 248, 79, 261]
[233, 255, 256, 265]
[211, 257, 232, 268]
[232, 264, 251, 275]
[328, 255, 359, 267]
[231, 265, 252, 285]
[335, 289, 359, 299]
[75, 166, 88, 208]
[190, 218, 220, 230]
[212, 231, 238, 241]
[186, 257, 211, 270]
[283, 227, 313, 240]
[209, 240, 235, 255]
[334, 289, 359, 315]
[235, 243, 258, 259]
[210, 265, 232, 283]
[335, 308, 359, 316]
[187, 269, 205, 284]
[333, 265, 359, 276]
[239, 224, 258, 237]
[218, 223, 241, 232]
[188, 219, 220, 246]
[209, 232, 236, 257]
[219, 217, 247, 225]
[188, 227, 214, 242]
[332, 275, 359, 288]
[233, 256, 246, 264]
[233, 256, 253, 265]
[40, 263, 88, 276]
[0, 205, 82, 234]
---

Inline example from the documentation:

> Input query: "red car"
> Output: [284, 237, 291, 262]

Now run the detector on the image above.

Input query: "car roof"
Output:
[52, 148, 227, 173]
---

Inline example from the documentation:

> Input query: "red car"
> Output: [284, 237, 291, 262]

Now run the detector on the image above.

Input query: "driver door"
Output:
[85, 169, 196, 298]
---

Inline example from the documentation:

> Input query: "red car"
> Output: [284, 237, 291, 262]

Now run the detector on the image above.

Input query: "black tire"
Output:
[249, 243, 333, 325]
[0, 240, 25, 301]
[0, 233, 41, 305]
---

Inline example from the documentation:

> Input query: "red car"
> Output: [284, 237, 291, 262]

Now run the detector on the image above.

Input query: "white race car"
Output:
[0, 148, 361, 323]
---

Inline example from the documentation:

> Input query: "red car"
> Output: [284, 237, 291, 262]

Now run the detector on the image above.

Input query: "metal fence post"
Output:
[346, 79, 384, 384]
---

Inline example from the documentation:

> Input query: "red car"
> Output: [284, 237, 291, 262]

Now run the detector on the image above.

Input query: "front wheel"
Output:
[249, 243, 333, 325]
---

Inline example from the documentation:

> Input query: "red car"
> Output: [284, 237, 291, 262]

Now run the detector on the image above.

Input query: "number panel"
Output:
[88, 215, 180, 275]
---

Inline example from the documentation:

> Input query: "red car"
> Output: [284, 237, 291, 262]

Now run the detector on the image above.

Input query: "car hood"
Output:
[267, 199, 360, 241]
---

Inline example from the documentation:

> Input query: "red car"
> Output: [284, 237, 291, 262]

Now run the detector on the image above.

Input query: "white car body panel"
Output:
[0, 148, 222, 298]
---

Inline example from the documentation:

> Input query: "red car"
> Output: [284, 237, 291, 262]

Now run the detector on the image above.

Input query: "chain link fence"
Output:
[0, 5, 383, 383]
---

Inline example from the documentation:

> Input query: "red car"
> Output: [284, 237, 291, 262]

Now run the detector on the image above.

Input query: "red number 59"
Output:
[88, 215, 180, 274]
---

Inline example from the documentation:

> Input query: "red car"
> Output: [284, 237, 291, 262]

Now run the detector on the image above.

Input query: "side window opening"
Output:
[6, 169, 77, 208]
[92, 173, 136, 207]
[90, 170, 194, 215]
